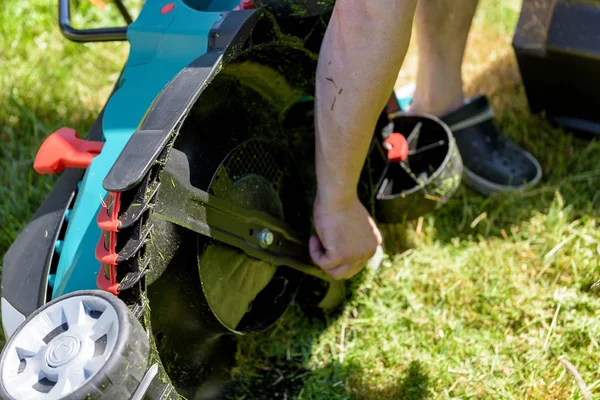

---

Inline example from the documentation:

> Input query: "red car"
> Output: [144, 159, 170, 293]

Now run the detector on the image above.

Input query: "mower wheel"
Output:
[0, 290, 149, 400]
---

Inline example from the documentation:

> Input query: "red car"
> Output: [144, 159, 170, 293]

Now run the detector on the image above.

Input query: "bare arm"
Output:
[310, 0, 418, 279]
[314, 0, 417, 207]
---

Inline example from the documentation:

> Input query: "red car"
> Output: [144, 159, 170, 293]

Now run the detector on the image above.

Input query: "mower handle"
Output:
[59, 0, 129, 42]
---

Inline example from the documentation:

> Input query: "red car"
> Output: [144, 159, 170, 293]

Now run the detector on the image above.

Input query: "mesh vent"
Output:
[222, 139, 285, 190]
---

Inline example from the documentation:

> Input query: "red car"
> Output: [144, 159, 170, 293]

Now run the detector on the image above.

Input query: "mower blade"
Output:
[154, 149, 335, 283]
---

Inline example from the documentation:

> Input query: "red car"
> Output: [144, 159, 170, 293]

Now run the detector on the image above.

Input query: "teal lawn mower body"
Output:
[52, 0, 237, 299]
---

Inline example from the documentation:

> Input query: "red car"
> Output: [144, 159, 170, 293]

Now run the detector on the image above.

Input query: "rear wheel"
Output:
[0, 290, 150, 400]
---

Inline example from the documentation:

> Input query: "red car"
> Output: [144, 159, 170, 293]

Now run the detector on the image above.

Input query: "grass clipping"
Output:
[200, 242, 277, 330]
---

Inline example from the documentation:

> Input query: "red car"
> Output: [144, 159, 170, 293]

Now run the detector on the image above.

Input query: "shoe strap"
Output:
[447, 104, 494, 132]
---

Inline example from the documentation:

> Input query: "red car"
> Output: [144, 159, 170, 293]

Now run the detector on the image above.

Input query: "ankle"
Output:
[409, 93, 465, 117]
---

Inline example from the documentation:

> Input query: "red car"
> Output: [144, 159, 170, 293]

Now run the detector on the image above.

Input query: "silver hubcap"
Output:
[45, 335, 80, 367]
[1, 295, 120, 400]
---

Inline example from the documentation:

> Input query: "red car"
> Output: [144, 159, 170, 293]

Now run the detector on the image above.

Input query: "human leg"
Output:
[410, 0, 479, 116]
[409, 0, 542, 194]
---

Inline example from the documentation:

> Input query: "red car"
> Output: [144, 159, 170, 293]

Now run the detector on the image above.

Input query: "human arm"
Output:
[310, 0, 418, 279]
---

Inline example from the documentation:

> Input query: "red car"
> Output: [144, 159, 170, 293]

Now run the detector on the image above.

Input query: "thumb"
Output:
[309, 235, 338, 271]
[309, 235, 326, 266]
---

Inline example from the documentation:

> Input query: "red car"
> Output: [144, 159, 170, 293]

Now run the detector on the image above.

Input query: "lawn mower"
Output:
[0, 0, 463, 398]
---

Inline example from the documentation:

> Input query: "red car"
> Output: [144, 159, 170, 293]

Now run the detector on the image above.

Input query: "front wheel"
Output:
[0, 290, 150, 400]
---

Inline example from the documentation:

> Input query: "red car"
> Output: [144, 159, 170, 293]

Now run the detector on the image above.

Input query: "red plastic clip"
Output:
[96, 234, 120, 295]
[88, 0, 107, 10]
[34, 127, 104, 174]
[383, 132, 409, 163]
[95, 238, 119, 266]
[95, 192, 122, 296]
[97, 197, 121, 232]
[96, 263, 120, 295]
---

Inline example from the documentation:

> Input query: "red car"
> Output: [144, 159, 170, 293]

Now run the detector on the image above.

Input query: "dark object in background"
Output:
[512, 0, 600, 139]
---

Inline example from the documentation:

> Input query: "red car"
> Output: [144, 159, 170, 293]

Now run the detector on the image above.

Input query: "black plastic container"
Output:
[513, 0, 600, 138]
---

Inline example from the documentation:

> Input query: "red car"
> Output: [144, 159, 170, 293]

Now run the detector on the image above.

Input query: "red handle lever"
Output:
[33, 127, 104, 174]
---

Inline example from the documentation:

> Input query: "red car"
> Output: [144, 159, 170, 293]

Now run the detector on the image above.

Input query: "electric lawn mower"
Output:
[0, 1, 463, 398]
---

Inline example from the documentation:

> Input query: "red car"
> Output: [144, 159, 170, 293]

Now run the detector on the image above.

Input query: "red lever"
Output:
[384, 132, 409, 162]
[34, 127, 104, 174]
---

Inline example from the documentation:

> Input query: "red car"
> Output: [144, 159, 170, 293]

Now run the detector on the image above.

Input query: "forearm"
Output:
[314, 0, 417, 206]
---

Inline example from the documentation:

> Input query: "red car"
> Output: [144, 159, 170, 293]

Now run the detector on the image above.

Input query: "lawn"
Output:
[1, 0, 600, 399]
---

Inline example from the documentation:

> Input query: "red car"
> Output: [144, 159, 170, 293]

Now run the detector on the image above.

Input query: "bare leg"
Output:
[408, 0, 542, 195]
[410, 0, 480, 116]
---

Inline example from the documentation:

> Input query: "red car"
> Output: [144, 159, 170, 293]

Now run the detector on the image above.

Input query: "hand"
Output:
[309, 195, 383, 280]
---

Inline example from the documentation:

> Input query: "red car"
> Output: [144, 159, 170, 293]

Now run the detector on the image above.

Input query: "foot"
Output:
[439, 95, 542, 196]
[392, 87, 542, 196]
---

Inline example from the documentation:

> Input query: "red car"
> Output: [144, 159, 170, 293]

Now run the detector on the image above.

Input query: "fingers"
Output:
[327, 264, 352, 280]
[310, 235, 359, 279]
[374, 226, 383, 245]
[309, 199, 383, 280]
[309, 235, 338, 271]
[308, 235, 325, 265]
[328, 259, 366, 280]
[310, 234, 379, 280]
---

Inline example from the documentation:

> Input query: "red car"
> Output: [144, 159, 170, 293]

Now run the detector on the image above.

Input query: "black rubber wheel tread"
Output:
[0, 290, 150, 400]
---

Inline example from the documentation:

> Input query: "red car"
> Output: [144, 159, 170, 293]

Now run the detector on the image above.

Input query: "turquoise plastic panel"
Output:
[51, 0, 240, 298]
[394, 83, 415, 111]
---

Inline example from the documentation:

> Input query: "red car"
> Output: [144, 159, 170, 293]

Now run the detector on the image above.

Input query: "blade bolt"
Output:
[258, 229, 274, 248]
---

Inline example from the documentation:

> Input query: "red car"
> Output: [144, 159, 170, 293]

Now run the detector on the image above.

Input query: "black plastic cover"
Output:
[513, 0, 600, 137]
[103, 10, 264, 192]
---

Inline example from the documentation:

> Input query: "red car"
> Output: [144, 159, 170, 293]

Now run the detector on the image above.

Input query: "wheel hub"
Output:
[45, 335, 81, 368]
[1, 295, 121, 399]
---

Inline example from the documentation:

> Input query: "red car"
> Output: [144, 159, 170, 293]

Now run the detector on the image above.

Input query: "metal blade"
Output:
[406, 122, 423, 152]
[408, 140, 446, 156]
[154, 149, 335, 284]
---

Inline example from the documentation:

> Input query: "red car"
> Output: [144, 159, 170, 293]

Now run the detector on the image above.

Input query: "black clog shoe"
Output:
[439, 95, 542, 195]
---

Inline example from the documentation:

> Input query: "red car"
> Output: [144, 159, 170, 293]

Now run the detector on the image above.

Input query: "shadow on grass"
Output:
[222, 265, 430, 400]
[222, 304, 333, 399]
[381, 51, 600, 254]
[344, 360, 429, 400]
[222, 273, 357, 399]
[225, 351, 429, 400]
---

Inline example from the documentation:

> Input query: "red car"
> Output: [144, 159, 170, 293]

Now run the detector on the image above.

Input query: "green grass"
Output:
[1, 1, 600, 399]
[0, 0, 138, 253]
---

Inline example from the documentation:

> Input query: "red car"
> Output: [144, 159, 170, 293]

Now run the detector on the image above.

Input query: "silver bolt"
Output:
[258, 229, 274, 248]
